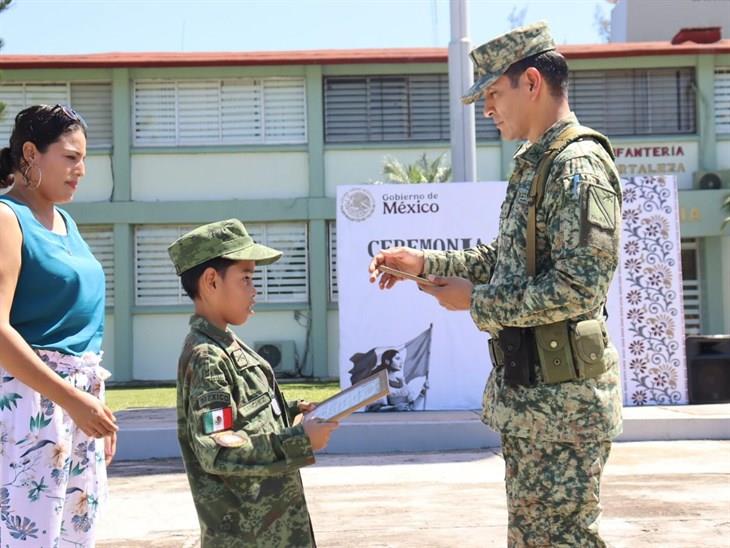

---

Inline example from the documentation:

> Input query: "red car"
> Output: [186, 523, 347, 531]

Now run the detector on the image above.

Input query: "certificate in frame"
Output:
[306, 369, 389, 422]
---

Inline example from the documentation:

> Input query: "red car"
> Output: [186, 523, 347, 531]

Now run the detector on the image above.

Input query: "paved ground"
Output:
[96, 440, 730, 547]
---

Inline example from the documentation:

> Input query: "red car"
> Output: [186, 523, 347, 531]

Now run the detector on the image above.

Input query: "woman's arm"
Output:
[0, 205, 117, 438]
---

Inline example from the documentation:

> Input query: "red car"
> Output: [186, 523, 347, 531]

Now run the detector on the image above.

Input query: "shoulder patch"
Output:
[586, 185, 617, 230]
[211, 430, 249, 448]
[202, 406, 233, 434]
[197, 391, 231, 408]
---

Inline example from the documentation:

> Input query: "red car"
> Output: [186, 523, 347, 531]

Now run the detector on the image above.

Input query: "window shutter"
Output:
[23, 83, 69, 107]
[324, 77, 369, 142]
[258, 223, 308, 303]
[177, 80, 221, 145]
[324, 74, 498, 143]
[0, 82, 112, 149]
[133, 81, 177, 146]
[263, 78, 307, 143]
[715, 68, 730, 134]
[368, 77, 409, 141]
[681, 238, 702, 335]
[328, 221, 338, 302]
[79, 225, 115, 306]
[70, 83, 113, 148]
[221, 79, 262, 143]
[134, 78, 306, 146]
[409, 74, 449, 141]
[0, 85, 26, 144]
[570, 68, 695, 136]
[134, 223, 308, 305]
[134, 225, 189, 305]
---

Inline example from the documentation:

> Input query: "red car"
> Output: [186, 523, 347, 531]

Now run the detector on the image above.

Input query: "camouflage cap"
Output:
[167, 219, 282, 276]
[461, 21, 556, 105]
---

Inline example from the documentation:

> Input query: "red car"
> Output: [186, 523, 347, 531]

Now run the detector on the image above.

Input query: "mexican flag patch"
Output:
[202, 406, 233, 434]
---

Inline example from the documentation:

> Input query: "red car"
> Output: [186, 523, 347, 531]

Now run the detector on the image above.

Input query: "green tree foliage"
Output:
[379, 153, 451, 184]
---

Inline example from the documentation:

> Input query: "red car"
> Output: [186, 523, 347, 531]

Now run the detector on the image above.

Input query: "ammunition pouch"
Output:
[495, 327, 538, 388]
[490, 319, 610, 387]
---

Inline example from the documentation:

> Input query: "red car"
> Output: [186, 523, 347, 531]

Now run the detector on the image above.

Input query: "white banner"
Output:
[336, 178, 687, 409]
[337, 183, 502, 410]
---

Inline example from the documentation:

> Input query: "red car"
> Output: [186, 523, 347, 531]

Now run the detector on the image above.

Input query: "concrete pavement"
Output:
[97, 440, 730, 547]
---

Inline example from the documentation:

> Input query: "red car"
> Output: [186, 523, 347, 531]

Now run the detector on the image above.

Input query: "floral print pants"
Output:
[0, 350, 110, 547]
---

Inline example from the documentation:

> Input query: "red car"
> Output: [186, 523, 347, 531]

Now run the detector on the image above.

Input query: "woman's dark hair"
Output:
[180, 257, 237, 300]
[504, 50, 569, 98]
[0, 104, 88, 188]
[380, 349, 400, 370]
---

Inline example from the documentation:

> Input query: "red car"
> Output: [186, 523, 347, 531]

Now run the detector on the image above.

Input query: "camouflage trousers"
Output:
[502, 435, 611, 548]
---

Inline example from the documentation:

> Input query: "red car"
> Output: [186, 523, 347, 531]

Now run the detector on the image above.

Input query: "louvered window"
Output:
[328, 221, 338, 302]
[569, 68, 696, 136]
[78, 225, 115, 306]
[133, 78, 306, 146]
[0, 82, 113, 147]
[324, 75, 498, 143]
[715, 68, 730, 134]
[681, 238, 702, 335]
[134, 223, 308, 305]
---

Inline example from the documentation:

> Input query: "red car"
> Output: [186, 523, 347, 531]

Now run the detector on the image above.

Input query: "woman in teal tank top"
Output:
[0, 105, 118, 547]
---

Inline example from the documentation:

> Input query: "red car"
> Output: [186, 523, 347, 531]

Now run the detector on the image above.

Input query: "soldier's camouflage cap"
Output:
[167, 218, 282, 276]
[461, 21, 556, 105]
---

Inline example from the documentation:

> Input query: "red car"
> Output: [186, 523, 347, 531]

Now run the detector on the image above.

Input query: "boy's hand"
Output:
[303, 416, 339, 451]
[298, 400, 316, 414]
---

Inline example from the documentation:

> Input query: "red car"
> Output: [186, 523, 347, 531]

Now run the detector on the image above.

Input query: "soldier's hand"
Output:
[368, 247, 425, 289]
[419, 276, 473, 311]
[303, 416, 339, 451]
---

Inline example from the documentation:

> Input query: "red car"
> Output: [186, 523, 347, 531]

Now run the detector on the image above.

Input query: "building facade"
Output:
[1, 41, 729, 382]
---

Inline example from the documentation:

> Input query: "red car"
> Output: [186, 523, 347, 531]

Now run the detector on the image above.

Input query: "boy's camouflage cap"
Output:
[462, 21, 556, 104]
[167, 218, 282, 275]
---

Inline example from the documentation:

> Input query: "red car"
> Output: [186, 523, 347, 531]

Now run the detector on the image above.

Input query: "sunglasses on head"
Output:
[52, 104, 86, 125]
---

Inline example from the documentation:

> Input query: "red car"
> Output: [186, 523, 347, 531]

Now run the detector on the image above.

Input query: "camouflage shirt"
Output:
[423, 114, 623, 443]
[177, 315, 316, 547]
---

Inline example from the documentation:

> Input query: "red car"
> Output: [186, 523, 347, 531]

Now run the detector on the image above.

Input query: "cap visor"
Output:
[461, 72, 499, 105]
[222, 243, 283, 266]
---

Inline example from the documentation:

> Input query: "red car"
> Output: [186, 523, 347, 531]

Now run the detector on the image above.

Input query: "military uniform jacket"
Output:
[177, 315, 316, 548]
[424, 114, 623, 443]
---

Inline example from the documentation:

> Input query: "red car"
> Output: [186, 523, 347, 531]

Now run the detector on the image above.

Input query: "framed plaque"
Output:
[306, 369, 389, 422]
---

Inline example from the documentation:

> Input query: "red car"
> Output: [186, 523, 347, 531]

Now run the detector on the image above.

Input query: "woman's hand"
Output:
[104, 431, 117, 465]
[64, 390, 118, 438]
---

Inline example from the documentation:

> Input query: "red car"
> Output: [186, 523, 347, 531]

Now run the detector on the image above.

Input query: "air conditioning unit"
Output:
[693, 170, 730, 190]
[254, 340, 298, 377]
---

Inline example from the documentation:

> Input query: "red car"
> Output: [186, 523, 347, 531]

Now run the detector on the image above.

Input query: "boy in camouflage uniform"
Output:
[369, 22, 622, 547]
[168, 219, 338, 548]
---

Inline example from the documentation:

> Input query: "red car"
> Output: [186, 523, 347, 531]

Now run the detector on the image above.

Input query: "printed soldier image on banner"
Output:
[348, 326, 432, 411]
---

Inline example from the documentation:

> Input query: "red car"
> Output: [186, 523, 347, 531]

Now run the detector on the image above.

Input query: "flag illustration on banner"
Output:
[202, 406, 233, 434]
[348, 325, 432, 411]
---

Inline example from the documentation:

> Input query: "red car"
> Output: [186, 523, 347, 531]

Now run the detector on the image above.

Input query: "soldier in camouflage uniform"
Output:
[369, 22, 622, 547]
[168, 219, 338, 548]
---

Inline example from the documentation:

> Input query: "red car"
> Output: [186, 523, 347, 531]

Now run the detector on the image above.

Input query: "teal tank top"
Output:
[0, 196, 105, 356]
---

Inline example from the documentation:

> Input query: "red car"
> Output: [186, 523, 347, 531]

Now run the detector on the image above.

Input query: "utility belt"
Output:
[487, 318, 610, 387]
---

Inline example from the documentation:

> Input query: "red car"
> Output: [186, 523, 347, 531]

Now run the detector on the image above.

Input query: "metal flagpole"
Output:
[448, 0, 476, 183]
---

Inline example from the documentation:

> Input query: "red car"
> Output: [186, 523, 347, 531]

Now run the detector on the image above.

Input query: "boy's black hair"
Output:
[504, 50, 569, 98]
[180, 257, 237, 300]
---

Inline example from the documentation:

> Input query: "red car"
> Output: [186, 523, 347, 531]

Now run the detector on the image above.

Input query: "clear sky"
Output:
[0, 0, 613, 55]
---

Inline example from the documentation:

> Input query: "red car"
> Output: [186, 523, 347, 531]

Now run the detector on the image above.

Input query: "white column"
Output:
[448, 0, 477, 182]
